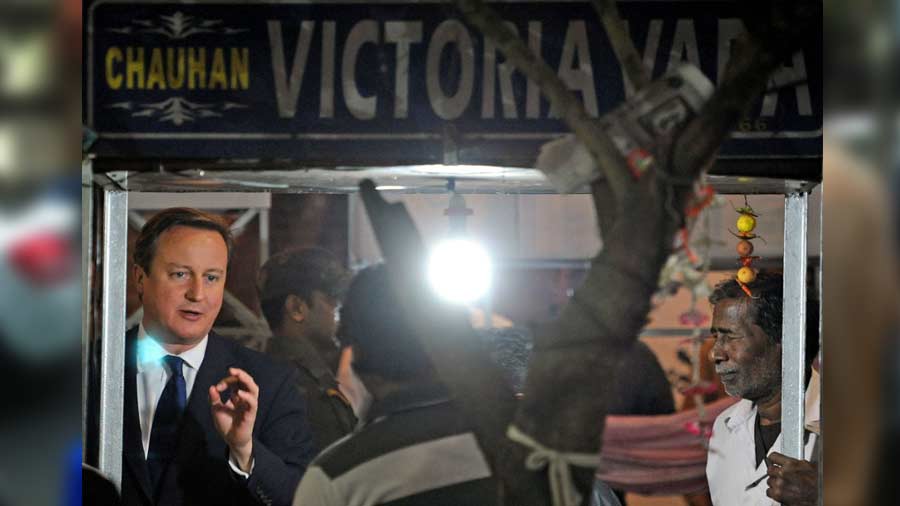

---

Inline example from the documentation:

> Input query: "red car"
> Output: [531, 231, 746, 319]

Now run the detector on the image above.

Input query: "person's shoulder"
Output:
[713, 398, 752, 429]
[708, 399, 751, 462]
[210, 334, 295, 384]
[306, 432, 358, 479]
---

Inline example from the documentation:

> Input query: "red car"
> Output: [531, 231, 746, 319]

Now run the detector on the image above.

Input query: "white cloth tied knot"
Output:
[506, 424, 602, 506]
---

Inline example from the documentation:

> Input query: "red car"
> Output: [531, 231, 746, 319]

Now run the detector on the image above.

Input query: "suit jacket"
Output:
[121, 329, 317, 506]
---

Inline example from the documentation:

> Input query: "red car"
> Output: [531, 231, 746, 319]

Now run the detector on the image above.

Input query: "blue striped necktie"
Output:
[147, 355, 187, 491]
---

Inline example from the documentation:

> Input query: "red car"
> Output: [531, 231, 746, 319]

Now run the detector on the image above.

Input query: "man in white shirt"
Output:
[706, 271, 819, 506]
[121, 207, 316, 506]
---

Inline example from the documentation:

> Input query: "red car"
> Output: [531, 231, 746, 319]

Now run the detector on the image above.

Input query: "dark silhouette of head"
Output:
[338, 264, 434, 381]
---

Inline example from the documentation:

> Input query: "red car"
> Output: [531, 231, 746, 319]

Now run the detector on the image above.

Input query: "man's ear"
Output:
[133, 264, 146, 302]
[285, 294, 309, 323]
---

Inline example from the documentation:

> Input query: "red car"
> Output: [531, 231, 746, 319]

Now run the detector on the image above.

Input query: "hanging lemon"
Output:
[736, 213, 756, 233]
[737, 266, 756, 284]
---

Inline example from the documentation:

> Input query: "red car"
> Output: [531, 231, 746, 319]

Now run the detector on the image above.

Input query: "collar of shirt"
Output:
[136, 324, 208, 375]
[135, 323, 208, 404]
[365, 382, 451, 424]
[723, 399, 756, 433]
[804, 369, 821, 434]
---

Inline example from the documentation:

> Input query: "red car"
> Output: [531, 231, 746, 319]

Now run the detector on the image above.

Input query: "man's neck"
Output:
[754, 367, 814, 425]
[315, 341, 341, 373]
[755, 388, 782, 426]
[141, 323, 204, 355]
[278, 326, 341, 372]
[160, 342, 200, 355]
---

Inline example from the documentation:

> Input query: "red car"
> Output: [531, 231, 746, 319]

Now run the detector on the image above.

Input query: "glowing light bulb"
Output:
[427, 239, 492, 304]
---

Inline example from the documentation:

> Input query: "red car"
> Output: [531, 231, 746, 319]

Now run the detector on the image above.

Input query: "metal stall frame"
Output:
[81, 160, 93, 455]
[92, 171, 129, 488]
[87, 168, 821, 492]
[782, 192, 809, 460]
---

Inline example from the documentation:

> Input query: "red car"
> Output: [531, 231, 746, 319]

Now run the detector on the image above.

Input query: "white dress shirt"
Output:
[706, 370, 820, 506]
[136, 324, 208, 456]
[135, 324, 252, 477]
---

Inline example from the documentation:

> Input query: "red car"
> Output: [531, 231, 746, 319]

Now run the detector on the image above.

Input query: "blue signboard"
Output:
[85, 0, 822, 164]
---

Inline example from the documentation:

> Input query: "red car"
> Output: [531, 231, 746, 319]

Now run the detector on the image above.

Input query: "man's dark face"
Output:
[303, 290, 340, 347]
[710, 298, 781, 401]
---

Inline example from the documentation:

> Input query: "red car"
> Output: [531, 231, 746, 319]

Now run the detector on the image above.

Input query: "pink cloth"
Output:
[597, 397, 738, 495]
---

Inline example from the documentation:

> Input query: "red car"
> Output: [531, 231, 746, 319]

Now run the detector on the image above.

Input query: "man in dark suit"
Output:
[123, 207, 317, 506]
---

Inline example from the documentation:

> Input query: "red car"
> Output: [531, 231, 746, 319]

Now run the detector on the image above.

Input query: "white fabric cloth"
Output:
[135, 324, 252, 477]
[706, 371, 820, 506]
[506, 424, 602, 506]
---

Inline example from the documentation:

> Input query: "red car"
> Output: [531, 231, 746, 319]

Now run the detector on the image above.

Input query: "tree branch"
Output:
[455, 0, 633, 201]
[590, 0, 650, 91]
[591, 180, 618, 244]
[587, 0, 648, 234]
[671, 34, 780, 179]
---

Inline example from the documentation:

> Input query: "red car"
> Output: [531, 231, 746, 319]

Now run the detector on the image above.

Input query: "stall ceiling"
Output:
[96, 165, 820, 195]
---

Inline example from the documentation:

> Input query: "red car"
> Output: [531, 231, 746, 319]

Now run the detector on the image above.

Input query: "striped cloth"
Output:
[293, 384, 497, 506]
[597, 397, 738, 495]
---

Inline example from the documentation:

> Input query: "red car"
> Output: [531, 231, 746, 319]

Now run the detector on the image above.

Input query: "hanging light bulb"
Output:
[427, 179, 492, 304]
[428, 238, 492, 303]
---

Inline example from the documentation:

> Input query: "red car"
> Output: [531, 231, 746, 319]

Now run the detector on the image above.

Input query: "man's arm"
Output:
[766, 452, 818, 506]
[246, 368, 318, 506]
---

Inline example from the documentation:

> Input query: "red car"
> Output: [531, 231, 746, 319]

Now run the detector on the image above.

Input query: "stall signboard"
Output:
[85, 0, 822, 165]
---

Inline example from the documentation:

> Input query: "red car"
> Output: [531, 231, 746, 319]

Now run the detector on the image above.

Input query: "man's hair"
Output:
[257, 247, 349, 327]
[338, 264, 434, 381]
[133, 207, 233, 273]
[709, 269, 820, 365]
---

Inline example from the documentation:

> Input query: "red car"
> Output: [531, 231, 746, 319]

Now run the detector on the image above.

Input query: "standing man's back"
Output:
[293, 265, 498, 506]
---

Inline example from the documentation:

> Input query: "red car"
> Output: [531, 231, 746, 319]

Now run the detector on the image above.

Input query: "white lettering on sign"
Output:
[426, 19, 475, 120]
[762, 52, 811, 116]
[667, 19, 700, 71]
[621, 19, 662, 97]
[385, 21, 423, 118]
[550, 20, 597, 117]
[268, 20, 314, 118]
[261, 16, 813, 121]
[482, 21, 519, 119]
[718, 18, 811, 116]
[343, 20, 379, 120]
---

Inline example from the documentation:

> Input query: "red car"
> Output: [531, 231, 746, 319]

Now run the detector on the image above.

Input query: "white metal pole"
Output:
[816, 182, 824, 506]
[782, 192, 808, 459]
[81, 160, 93, 455]
[98, 189, 129, 488]
[259, 208, 271, 267]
